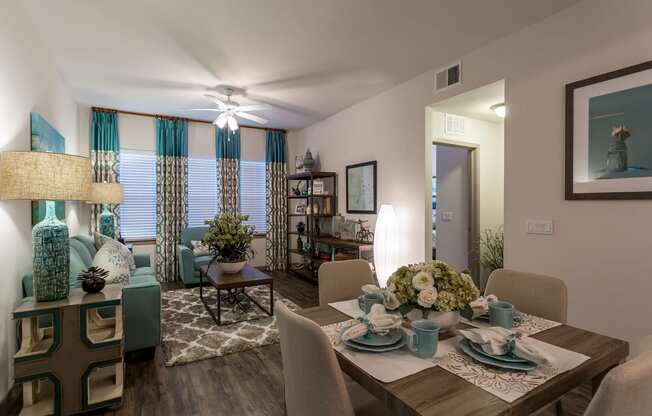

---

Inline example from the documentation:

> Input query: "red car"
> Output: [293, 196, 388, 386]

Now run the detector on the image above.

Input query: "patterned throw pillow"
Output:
[93, 232, 136, 271]
[91, 239, 131, 285]
[191, 240, 210, 256]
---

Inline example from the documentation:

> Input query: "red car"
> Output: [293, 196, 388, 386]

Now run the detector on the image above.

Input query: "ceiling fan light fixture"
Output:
[227, 115, 239, 131]
[215, 113, 228, 128]
[490, 103, 506, 118]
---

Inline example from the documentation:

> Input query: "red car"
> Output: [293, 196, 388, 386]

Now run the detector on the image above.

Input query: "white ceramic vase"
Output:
[218, 260, 247, 274]
[426, 311, 460, 332]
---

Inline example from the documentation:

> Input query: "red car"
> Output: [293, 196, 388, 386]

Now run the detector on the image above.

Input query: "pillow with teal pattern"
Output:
[91, 239, 132, 284]
[93, 232, 136, 271]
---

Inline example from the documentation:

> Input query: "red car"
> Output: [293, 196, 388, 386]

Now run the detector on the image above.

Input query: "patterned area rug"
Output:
[162, 285, 299, 366]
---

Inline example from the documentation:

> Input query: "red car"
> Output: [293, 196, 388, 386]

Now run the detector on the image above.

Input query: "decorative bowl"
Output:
[81, 278, 106, 294]
[219, 260, 247, 274]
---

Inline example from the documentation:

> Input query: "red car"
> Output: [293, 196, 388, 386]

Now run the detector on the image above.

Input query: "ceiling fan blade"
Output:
[204, 94, 227, 108]
[235, 104, 269, 112]
[181, 108, 224, 112]
[236, 111, 268, 125]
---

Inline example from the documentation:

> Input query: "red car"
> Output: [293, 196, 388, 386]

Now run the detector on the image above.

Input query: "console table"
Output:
[13, 285, 124, 415]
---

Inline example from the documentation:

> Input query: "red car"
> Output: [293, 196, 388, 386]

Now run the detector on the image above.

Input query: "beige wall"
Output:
[298, 0, 652, 354]
[0, 3, 80, 400]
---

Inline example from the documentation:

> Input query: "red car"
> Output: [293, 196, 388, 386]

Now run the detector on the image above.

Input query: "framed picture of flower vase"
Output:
[566, 60, 652, 199]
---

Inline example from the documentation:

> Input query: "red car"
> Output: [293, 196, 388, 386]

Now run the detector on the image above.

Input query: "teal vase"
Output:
[99, 204, 115, 238]
[33, 201, 70, 301]
[606, 139, 628, 173]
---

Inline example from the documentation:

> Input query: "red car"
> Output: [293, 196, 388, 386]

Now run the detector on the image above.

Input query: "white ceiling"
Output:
[431, 80, 505, 123]
[22, 0, 577, 129]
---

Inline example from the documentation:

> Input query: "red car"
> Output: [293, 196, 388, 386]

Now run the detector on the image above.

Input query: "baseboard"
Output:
[0, 383, 21, 416]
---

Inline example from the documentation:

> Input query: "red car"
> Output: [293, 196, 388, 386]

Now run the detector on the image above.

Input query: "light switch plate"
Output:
[526, 220, 553, 235]
[442, 212, 453, 222]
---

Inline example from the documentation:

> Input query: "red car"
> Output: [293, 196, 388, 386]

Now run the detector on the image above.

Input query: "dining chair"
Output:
[583, 350, 652, 416]
[484, 269, 568, 323]
[275, 301, 392, 416]
[318, 259, 375, 306]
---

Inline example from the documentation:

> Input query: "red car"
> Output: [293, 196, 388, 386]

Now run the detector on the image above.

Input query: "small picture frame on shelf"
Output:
[295, 203, 306, 215]
[312, 180, 324, 195]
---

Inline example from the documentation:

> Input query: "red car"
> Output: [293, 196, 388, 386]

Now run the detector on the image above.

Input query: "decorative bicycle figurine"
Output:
[355, 219, 374, 244]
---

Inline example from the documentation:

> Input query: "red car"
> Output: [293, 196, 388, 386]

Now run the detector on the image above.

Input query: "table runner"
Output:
[328, 299, 365, 319]
[461, 312, 562, 336]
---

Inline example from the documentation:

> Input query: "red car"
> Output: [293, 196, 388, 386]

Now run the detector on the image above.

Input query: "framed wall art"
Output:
[346, 160, 377, 213]
[566, 60, 652, 199]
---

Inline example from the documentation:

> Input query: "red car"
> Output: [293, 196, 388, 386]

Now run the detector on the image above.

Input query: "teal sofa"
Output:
[22, 235, 161, 354]
[177, 226, 212, 286]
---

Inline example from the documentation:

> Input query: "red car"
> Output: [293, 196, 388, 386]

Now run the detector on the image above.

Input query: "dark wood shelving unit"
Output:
[286, 171, 337, 282]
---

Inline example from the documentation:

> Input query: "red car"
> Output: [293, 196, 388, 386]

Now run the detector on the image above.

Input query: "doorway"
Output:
[431, 142, 479, 279]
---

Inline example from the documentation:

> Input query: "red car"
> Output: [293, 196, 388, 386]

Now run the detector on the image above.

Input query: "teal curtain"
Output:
[265, 130, 288, 271]
[216, 127, 240, 213]
[90, 110, 120, 237]
[156, 118, 188, 283]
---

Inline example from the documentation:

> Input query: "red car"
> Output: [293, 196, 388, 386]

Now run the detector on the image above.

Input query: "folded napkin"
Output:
[469, 294, 498, 318]
[458, 327, 553, 365]
[340, 304, 403, 342]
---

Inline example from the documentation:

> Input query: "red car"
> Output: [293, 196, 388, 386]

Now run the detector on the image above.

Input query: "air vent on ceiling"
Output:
[445, 113, 465, 135]
[434, 61, 462, 92]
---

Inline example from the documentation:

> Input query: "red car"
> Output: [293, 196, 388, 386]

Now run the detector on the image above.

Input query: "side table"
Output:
[13, 285, 124, 415]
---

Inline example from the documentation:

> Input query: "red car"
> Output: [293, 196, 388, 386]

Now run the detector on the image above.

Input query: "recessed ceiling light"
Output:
[490, 103, 506, 118]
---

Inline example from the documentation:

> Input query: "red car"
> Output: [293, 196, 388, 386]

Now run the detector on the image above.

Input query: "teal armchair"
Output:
[21, 234, 161, 355]
[177, 226, 212, 286]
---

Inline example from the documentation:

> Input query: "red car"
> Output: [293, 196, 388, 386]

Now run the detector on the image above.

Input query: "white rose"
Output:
[412, 271, 434, 291]
[417, 287, 438, 308]
[383, 290, 401, 310]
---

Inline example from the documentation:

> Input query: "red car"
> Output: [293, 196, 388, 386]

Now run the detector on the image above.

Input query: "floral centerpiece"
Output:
[382, 260, 480, 329]
[203, 212, 255, 273]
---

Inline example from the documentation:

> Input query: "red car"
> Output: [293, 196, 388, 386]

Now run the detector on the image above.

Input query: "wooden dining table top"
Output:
[298, 306, 629, 416]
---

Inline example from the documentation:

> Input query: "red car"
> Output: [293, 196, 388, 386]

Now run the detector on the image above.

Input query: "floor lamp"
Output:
[87, 182, 123, 238]
[373, 204, 399, 288]
[0, 151, 91, 301]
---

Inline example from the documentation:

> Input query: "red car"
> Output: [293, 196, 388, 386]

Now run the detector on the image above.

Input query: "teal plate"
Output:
[344, 331, 407, 353]
[467, 341, 531, 364]
[459, 340, 537, 371]
[350, 329, 403, 347]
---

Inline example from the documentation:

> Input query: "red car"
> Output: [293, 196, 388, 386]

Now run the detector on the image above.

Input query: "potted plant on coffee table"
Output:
[203, 212, 255, 274]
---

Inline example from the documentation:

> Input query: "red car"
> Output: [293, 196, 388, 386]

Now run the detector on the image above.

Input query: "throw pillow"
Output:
[93, 232, 136, 271]
[191, 240, 211, 256]
[91, 239, 132, 285]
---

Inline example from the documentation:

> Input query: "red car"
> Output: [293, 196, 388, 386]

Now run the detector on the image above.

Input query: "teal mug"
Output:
[489, 301, 514, 329]
[359, 293, 384, 314]
[409, 319, 440, 359]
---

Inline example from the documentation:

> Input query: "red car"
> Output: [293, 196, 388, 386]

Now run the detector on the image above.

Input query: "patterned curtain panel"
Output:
[90, 110, 120, 237]
[265, 130, 288, 271]
[216, 127, 241, 213]
[156, 118, 189, 283]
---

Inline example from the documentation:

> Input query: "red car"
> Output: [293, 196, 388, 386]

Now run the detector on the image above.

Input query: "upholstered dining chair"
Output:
[484, 269, 568, 323]
[583, 349, 652, 416]
[275, 301, 391, 416]
[318, 259, 375, 306]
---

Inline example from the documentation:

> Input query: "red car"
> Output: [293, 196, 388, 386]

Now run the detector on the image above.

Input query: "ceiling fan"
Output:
[184, 86, 268, 130]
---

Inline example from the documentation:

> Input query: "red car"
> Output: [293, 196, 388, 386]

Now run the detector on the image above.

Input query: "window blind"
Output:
[119, 150, 157, 240]
[240, 160, 267, 234]
[188, 156, 218, 227]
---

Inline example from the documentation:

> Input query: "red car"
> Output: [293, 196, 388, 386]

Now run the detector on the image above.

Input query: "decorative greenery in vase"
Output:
[203, 212, 255, 263]
[382, 260, 480, 320]
[479, 226, 504, 275]
[78, 266, 109, 293]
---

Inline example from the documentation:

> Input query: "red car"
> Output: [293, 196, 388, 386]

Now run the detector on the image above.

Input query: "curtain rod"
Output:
[91, 106, 287, 133]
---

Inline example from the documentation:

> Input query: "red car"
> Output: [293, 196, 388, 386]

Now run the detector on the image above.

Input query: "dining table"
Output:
[299, 305, 629, 416]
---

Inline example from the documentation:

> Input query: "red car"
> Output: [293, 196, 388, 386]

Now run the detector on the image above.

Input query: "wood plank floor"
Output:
[8, 271, 593, 416]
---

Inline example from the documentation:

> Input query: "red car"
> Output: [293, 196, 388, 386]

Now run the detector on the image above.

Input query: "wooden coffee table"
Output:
[199, 264, 274, 325]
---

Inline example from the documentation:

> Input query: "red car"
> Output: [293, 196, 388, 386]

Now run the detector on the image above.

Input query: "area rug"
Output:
[161, 285, 299, 366]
